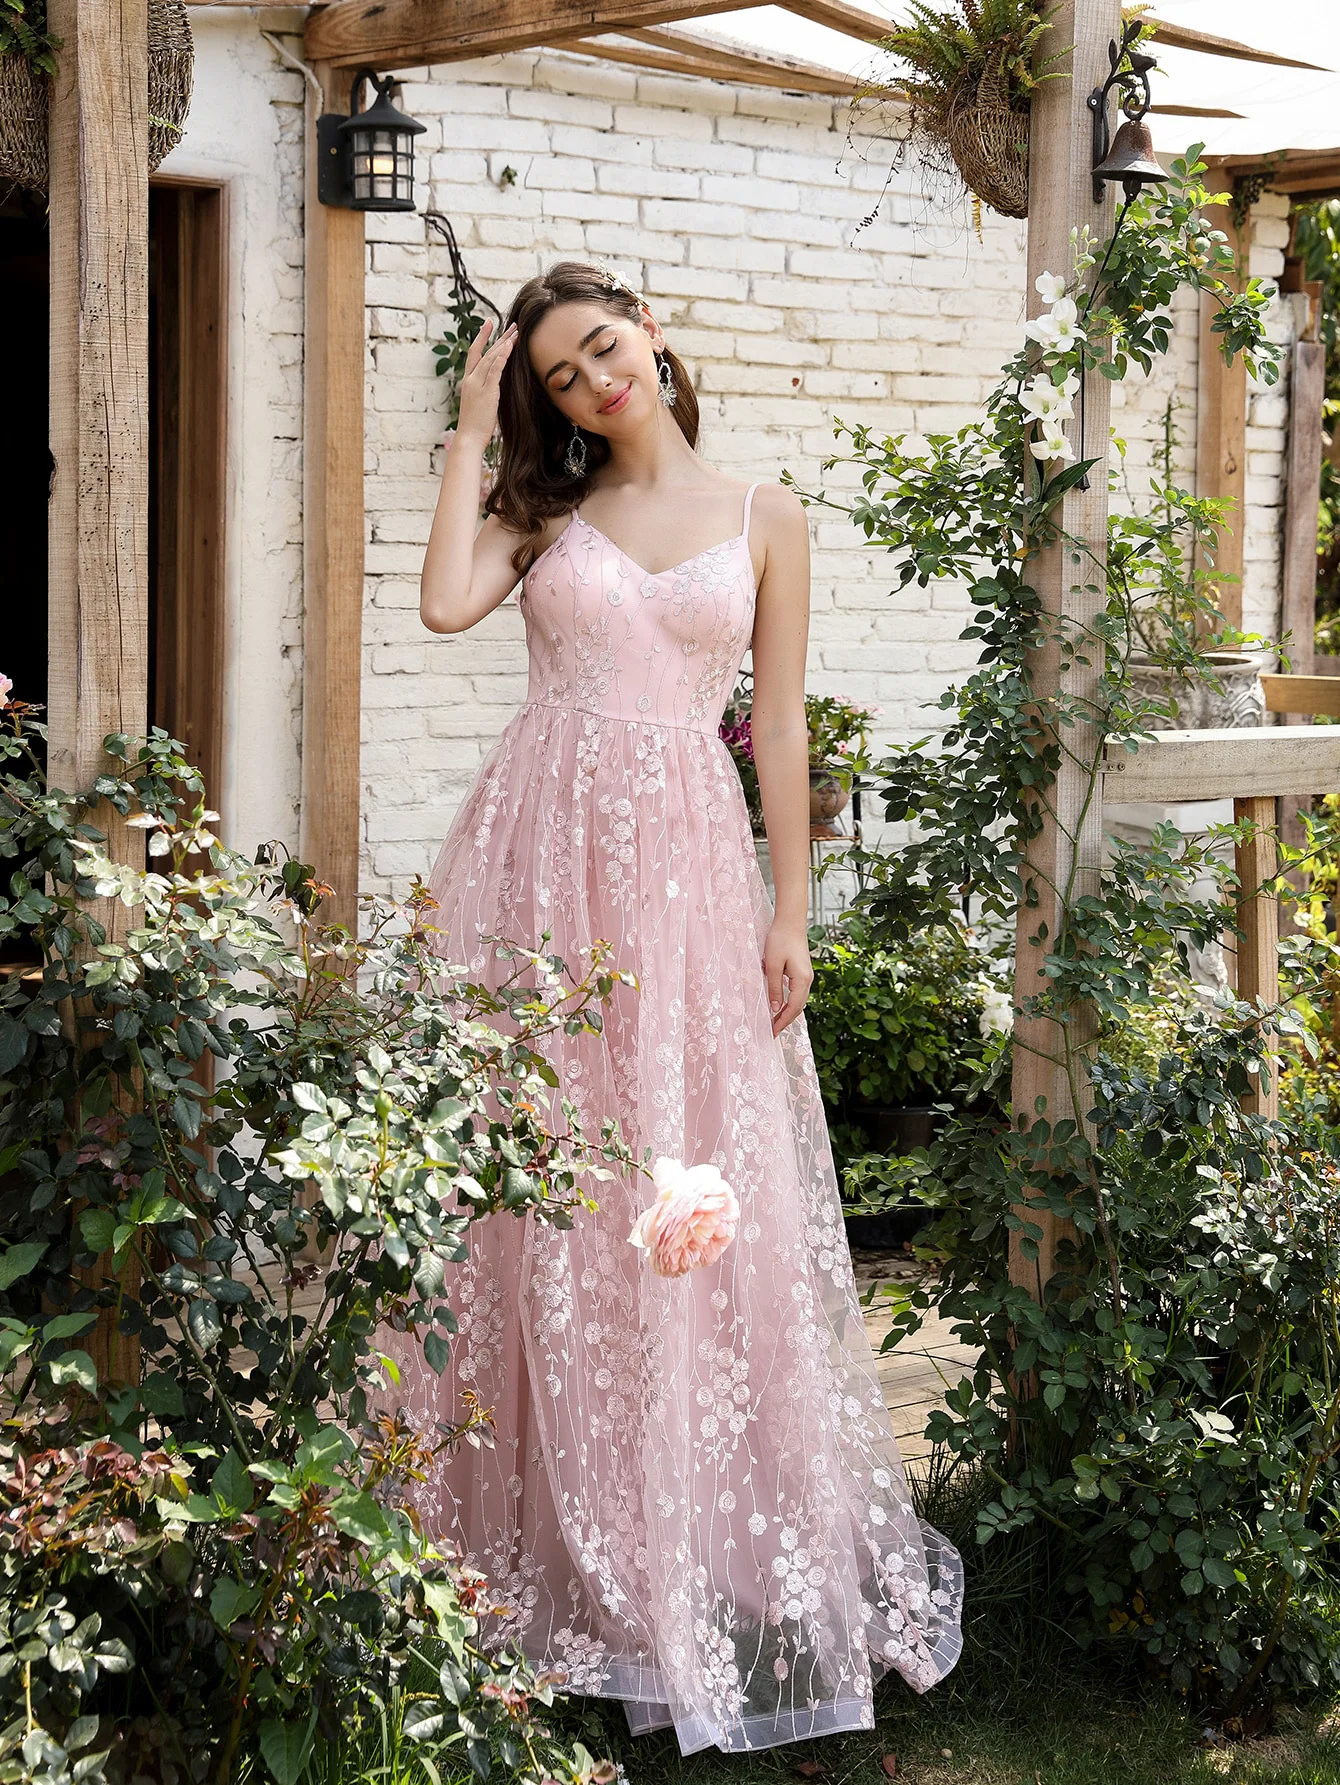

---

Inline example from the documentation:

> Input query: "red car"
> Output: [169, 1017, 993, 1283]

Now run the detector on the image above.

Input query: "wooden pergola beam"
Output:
[305, 0, 750, 69]
[1142, 16, 1327, 72]
[570, 25, 891, 97]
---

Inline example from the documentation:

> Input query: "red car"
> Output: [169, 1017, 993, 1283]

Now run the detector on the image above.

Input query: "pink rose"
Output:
[0, 673, 10, 709]
[628, 1157, 739, 1278]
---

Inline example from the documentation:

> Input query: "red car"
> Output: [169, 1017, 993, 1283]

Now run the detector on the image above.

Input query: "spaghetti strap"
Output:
[741, 480, 760, 542]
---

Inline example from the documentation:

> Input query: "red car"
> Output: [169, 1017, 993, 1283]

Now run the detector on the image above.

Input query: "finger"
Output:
[482, 331, 517, 378]
[764, 954, 786, 1025]
[463, 317, 494, 372]
[772, 980, 809, 1036]
[771, 963, 812, 1036]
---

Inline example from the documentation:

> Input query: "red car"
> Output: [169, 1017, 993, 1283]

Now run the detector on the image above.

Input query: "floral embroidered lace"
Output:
[376, 482, 964, 1753]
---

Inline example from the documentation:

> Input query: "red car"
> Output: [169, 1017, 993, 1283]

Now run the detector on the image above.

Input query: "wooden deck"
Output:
[851, 1249, 979, 1466]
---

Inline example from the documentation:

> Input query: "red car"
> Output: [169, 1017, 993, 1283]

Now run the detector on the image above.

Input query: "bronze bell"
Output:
[1093, 116, 1167, 200]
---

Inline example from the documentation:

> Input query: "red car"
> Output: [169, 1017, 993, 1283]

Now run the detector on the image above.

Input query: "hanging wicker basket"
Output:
[942, 49, 1031, 220]
[0, 0, 193, 197]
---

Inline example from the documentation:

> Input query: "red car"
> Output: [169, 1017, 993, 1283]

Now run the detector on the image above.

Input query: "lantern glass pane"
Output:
[371, 127, 397, 198]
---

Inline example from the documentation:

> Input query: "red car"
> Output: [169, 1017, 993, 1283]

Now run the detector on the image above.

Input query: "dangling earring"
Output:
[564, 424, 587, 479]
[656, 353, 677, 408]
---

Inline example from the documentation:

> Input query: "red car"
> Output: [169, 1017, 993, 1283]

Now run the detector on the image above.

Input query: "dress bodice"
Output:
[519, 483, 759, 735]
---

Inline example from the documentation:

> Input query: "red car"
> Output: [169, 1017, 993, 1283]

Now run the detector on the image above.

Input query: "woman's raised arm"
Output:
[420, 319, 529, 635]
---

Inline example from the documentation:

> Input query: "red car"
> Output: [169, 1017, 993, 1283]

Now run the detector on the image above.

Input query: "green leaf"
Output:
[41, 1311, 98, 1342]
[211, 1451, 255, 1515]
[188, 1298, 224, 1350]
[330, 1489, 391, 1546]
[138, 1372, 185, 1416]
[259, 1716, 316, 1785]
[47, 1350, 97, 1392]
[210, 1578, 262, 1631]
[423, 1331, 450, 1374]
[423, 1582, 470, 1660]
[402, 1703, 447, 1744]
[78, 1207, 117, 1254]
[294, 1424, 348, 1478]
[0, 1239, 47, 1290]
[1202, 1556, 1238, 1590]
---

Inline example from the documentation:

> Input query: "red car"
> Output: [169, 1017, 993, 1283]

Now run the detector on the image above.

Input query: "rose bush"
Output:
[0, 690, 632, 1785]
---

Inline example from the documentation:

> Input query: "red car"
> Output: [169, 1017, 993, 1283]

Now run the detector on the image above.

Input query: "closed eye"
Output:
[557, 336, 617, 392]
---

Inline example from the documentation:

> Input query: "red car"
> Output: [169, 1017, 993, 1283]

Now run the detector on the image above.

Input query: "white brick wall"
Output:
[181, 20, 1296, 899]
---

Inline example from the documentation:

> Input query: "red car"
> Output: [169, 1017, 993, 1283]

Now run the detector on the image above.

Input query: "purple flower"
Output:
[718, 713, 755, 762]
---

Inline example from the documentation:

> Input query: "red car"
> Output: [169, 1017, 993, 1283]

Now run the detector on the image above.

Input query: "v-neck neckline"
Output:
[572, 513, 747, 582]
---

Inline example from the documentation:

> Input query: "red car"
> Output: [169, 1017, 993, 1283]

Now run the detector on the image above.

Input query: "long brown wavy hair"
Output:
[485, 261, 699, 572]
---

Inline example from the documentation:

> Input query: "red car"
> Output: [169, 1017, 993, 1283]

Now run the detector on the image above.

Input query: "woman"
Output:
[393, 260, 962, 1754]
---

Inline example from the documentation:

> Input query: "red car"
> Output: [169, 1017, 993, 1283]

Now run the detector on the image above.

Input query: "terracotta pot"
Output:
[809, 766, 851, 826]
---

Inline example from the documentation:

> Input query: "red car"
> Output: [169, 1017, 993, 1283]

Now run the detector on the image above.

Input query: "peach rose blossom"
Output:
[628, 1156, 740, 1278]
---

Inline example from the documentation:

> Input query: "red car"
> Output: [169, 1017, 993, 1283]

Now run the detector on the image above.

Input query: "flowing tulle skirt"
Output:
[380, 703, 963, 1754]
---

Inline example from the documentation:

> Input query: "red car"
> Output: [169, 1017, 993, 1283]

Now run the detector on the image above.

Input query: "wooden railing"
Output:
[1102, 680, 1340, 1118]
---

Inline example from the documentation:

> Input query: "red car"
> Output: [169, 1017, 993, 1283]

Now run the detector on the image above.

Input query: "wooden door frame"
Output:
[149, 173, 230, 822]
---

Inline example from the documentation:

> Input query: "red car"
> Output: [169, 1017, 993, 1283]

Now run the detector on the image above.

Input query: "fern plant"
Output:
[883, 0, 1063, 119]
[0, 0, 61, 74]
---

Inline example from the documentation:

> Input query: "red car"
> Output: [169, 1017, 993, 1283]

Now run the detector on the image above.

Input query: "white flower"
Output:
[1029, 424, 1075, 464]
[1019, 376, 1074, 423]
[979, 986, 1014, 1037]
[1024, 295, 1086, 352]
[1035, 271, 1066, 304]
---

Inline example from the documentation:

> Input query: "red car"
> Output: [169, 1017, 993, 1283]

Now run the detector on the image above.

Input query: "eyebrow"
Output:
[543, 324, 615, 384]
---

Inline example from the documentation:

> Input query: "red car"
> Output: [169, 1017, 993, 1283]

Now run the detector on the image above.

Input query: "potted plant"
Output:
[806, 917, 1010, 1244]
[881, 0, 1068, 219]
[719, 680, 877, 841]
[0, 0, 192, 196]
[1113, 407, 1271, 731]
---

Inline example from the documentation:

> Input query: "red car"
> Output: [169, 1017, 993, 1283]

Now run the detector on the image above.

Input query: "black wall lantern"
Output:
[1088, 20, 1166, 203]
[318, 69, 426, 211]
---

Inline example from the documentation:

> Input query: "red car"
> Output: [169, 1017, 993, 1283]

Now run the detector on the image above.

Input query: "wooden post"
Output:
[1009, 0, 1119, 1299]
[1232, 795, 1279, 1119]
[1196, 161, 1247, 633]
[1275, 307, 1325, 906]
[1280, 338, 1326, 685]
[301, 60, 366, 939]
[47, 0, 151, 1386]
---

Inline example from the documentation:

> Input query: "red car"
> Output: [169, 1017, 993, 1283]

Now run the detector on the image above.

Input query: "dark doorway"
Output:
[0, 195, 51, 745]
[0, 182, 227, 792]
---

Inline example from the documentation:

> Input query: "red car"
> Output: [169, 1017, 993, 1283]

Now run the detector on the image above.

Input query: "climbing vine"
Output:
[799, 150, 1340, 1707]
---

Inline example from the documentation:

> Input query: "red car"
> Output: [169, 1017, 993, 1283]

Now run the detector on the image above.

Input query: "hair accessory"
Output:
[564, 423, 588, 480]
[594, 259, 646, 308]
[656, 353, 677, 408]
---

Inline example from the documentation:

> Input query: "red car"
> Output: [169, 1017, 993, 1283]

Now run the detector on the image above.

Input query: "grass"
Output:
[538, 1670, 1340, 1785]
[314, 1672, 1340, 1785]
[312, 1447, 1340, 1785]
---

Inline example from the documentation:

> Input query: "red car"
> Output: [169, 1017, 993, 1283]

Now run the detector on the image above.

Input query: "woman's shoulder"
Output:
[742, 479, 808, 545]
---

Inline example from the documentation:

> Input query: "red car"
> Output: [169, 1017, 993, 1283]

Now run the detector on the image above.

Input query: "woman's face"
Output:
[527, 301, 664, 438]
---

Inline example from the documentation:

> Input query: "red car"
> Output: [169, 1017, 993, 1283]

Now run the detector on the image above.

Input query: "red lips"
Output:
[598, 383, 633, 415]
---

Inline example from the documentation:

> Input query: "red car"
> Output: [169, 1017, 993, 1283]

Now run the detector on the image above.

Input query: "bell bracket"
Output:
[1087, 18, 1156, 203]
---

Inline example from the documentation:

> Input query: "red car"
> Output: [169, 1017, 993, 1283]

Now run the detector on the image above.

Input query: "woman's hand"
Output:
[763, 920, 813, 1037]
[456, 318, 517, 447]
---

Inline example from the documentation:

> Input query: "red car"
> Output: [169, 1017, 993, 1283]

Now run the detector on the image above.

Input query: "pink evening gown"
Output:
[381, 481, 963, 1754]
